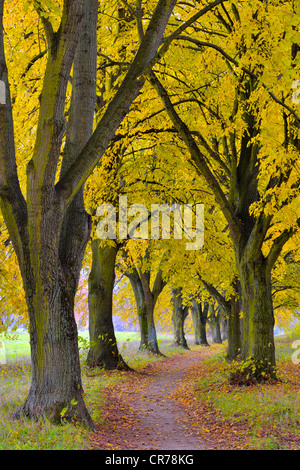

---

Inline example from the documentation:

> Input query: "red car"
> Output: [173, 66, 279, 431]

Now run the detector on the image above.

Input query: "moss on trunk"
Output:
[87, 241, 130, 371]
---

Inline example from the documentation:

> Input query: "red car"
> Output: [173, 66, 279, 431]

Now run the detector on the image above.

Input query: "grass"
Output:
[194, 333, 300, 450]
[0, 330, 183, 450]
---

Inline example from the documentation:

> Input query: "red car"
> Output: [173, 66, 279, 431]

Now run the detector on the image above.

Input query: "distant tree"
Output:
[172, 287, 189, 349]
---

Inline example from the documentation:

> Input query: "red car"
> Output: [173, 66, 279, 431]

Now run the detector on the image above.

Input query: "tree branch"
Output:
[28, 0, 84, 190]
[266, 227, 297, 274]
[0, 0, 28, 264]
[55, 0, 178, 206]
[198, 274, 230, 314]
[148, 70, 241, 243]
[152, 0, 228, 69]
[21, 50, 48, 79]
[33, 1, 55, 47]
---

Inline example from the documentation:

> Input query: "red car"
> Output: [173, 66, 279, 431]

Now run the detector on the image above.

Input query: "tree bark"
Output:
[87, 241, 130, 370]
[226, 284, 242, 361]
[123, 250, 166, 355]
[201, 277, 241, 359]
[14, 267, 92, 426]
[172, 287, 189, 349]
[128, 271, 149, 351]
[138, 268, 162, 355]
[209, 304, 222, 344]
[237, 253, 275, 377]
[191, 300, 210, 346]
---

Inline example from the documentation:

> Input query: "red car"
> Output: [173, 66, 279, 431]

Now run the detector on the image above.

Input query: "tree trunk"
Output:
[14, 259, 93, 428]
[172, 288, 189, 349]
[145, 293, 161, 355]
[13, 0, 97, 427]
[192, 300, 210, 346]
[209, 304, 222, 344]
[138, 268, 165, 355]
[87, 241, 130, 370]
[238, 254, 276, 379]
[126, 264, 164, 354]
[226, 293, 242, 361]
[191, 302, 200, 345]
[129, 274, 149, 351]
[149, 53, 285, 381]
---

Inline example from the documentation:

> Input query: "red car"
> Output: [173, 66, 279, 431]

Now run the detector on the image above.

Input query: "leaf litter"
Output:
[88, 347, 251, 450]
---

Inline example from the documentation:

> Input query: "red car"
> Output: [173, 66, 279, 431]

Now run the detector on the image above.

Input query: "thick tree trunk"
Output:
[14, 261, 93, 427]
[191, 300, 210, 346]
[13, 0, 97, 427]
[172, 288, 189, 349]
[238, 254, 276, 379]
[87, 241, 130, 370]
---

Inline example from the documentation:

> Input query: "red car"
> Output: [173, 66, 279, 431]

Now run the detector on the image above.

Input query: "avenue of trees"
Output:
[0, 0, 299, 429]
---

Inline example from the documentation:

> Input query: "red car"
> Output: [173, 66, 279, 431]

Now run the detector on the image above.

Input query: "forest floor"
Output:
[88, 347, 252, 450]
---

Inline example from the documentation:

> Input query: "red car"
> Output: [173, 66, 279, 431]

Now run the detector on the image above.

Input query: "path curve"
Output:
[89, 348, 217, 450]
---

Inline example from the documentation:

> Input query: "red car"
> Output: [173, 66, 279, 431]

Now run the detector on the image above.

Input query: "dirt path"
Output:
[89, 348, 247, 451]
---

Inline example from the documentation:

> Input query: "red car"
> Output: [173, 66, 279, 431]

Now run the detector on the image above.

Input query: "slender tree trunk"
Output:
[172, 288, 189, 349]
[209, 304, 222, 344]
[221, 317, 228, 340]
[144, 291, 161, 355]
[138, 303, 149, 351]
[129, 274, 149, 351]
[226, 291, 242, 361]
[127, 264, 164, 354]
[192, 305, 201, 346]
[138, 268, 163, 355]
[87, 241, 130, 370]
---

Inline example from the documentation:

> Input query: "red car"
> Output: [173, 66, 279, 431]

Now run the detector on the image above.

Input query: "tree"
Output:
[191, 299, 210, 346]
[0, 0, 178, 425]
[120, 241, 166, 354]
[87, 241, 130, 370]
[200, 275, 241, 359]
[208, 303, 222, 344]
[122, 263, 149, 351]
